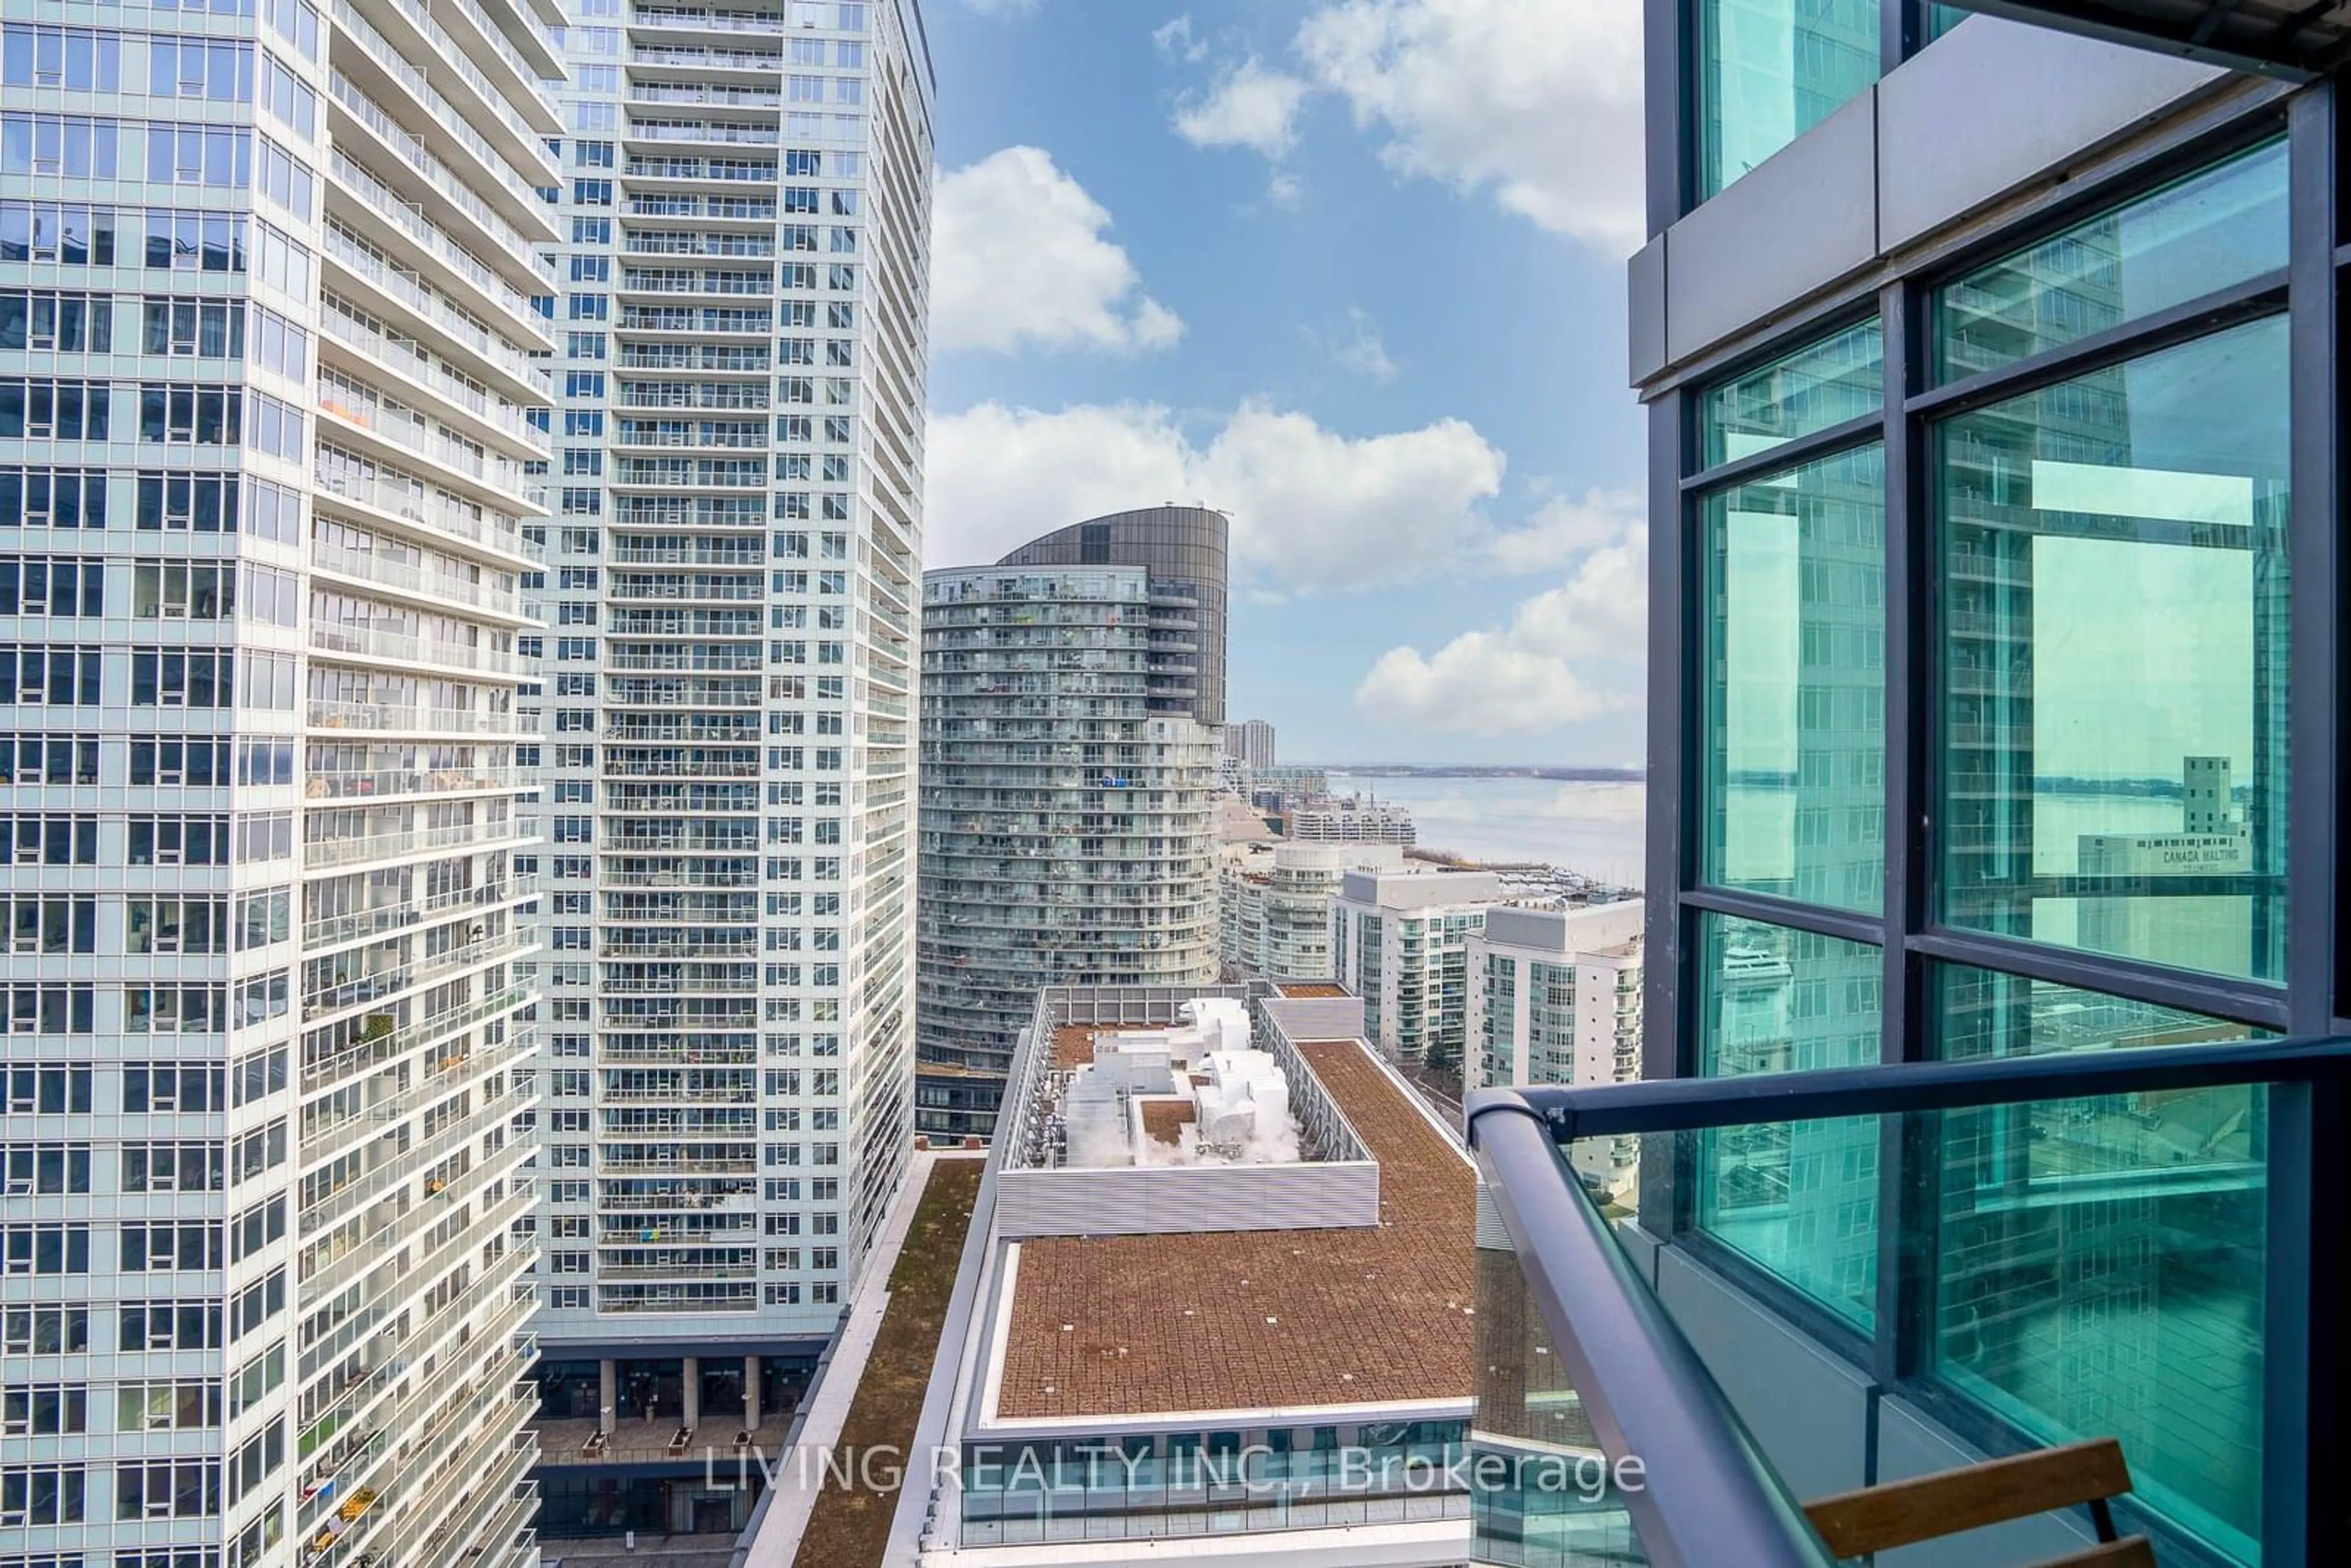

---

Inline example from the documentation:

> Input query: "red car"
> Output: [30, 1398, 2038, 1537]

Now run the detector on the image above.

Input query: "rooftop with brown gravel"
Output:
[988, 1037, 1475, 1421]
[1051, 1023, 1103, 1069]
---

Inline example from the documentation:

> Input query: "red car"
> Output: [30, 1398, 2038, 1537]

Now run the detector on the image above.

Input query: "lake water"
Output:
[1326, 773, 1650, 885]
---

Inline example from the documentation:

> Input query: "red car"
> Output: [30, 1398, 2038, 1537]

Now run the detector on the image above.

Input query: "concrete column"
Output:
[744, 1355, 761, 1430]
[599, 1359, 616, 1435]
[682, 1356, 699, 1429]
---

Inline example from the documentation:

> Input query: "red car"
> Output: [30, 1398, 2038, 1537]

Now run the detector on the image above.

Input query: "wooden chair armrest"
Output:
[1804, 1437, 2134, 1558]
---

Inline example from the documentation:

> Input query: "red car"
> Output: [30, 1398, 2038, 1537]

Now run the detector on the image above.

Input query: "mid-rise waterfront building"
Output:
[513, 0, 934, 1536]
[0, 0, 557, 1562]
[1330, 866, 1503, 1075]
[915, 508, 1227, 1141]
[1465, 899, 1643, 1201]
[1217, 840, 1405, 982]
[1279, 797, 1415, 846]
[888, 982, 1478, 1565]
[1463, 6, 2348, 1565]
[1221, 716, 1275, 771]
[1244, 764, 1327, 801]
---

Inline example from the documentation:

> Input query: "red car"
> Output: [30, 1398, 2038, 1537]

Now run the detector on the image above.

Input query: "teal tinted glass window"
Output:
[1702, 444, 1886, 913]
[1695, 913, 1882, 1327]
[1935, 318, 2289, 981]
[1928, 3, 1970, 39]
[1697, 319, 1883, 470]
[1933, 140, 2287, 383]
[1698, 0, 1880, 198]
[1933, 964, 2266, 1563]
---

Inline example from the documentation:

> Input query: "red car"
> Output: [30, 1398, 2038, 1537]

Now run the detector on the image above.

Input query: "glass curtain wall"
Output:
[1933, 965, 2268, 1559]
[1697, 0, 1880, 197]
[1670, 130, 2296, 1568]
[1693, 912, 1882, 1326]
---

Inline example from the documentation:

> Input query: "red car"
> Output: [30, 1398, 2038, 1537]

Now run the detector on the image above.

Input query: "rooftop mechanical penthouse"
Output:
[897, 983, 1484, 1567]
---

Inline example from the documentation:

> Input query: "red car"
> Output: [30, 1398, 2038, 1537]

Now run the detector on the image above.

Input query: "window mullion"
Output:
[1879, 275, 1933, 1388]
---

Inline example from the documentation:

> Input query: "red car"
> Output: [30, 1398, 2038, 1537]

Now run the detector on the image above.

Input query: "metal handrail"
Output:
[1491, 1035, 2351, 1142]
[1466, 1035, 2351, 1568]
[1472, 1096, 1834, 1568]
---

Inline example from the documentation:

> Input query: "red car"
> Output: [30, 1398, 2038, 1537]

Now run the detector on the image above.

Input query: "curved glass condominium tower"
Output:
[916, 507, 1227, 1139]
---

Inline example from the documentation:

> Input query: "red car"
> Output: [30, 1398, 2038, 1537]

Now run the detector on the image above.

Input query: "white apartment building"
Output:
[1329, 867, 1504, 1075]
[0, 0, 555, 1564]
[1466, 900, 1644, 1201]
[1239, 765, 1326, 805]
[1281, 799, 1415, 846]
[1218, 841, 1404, 982]
[514, 0, 932, 1532]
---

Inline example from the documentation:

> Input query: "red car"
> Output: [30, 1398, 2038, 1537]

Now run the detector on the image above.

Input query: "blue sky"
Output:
[918, 0, 1646, 767]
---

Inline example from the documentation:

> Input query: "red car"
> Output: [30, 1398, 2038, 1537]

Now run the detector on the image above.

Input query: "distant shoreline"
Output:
[1313, 765, 1646, 782]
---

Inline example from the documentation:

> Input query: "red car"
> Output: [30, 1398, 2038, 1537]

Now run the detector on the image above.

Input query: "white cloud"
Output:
[924, 403, 1187, 572]
[1357, 634, 1617, 733]
[1155, 1, 1641, 250]
[1207, 404, 1502, 588]
[931, 147, 1184, 356]
[1173, 56, 1312, 159]
[1153, 12, 1208, 61]
[959, 0, 1039, 15]
[1488, 486, 1643, 574]
[1267, 171, 1305, 209]
[1357, 514, 1648, 735]
[1139, 0, 1626, 258]
[926, 400, 1508, 593]
[1296, 0, 1643, 254]
[1316, 306, 1398, 384]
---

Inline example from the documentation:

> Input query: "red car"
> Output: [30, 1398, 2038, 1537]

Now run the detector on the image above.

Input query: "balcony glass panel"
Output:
[1701, 444, 1886, 913]
[1932, 962, 2267, 1564]
[1480, 1051, 2289, 1567]
[1697, 0, 1879, 199]
[1470, 1197, 1651, 1566]
[1933, 140, 2287, 383]
[1934, 317, 2289, 981]
[1697, 318, 1881, 470]
[1695, 912, 1881, 1328]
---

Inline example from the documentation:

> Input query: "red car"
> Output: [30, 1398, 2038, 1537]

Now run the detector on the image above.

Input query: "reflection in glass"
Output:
[1936, 318, 2289, 981]
[1470, 1176, 1649, 1565]
[1703, 444, 1885, 913]
[1695, 913, 1881, 1327]
[1935, 141, 2286, 383]
[1697, 0, 1879, 198]
[1697, 319, 1882, 470]
[1933, 964, 2265, 1564]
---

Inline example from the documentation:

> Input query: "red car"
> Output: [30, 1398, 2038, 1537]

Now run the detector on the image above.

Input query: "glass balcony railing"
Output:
[1466, 1037, 2351, 1568]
